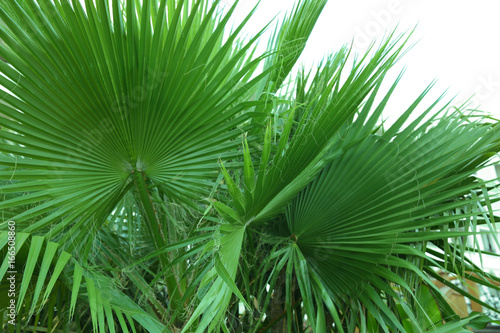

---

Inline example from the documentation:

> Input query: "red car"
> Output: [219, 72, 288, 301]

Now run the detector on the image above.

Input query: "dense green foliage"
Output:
[1, 0, 500, 332]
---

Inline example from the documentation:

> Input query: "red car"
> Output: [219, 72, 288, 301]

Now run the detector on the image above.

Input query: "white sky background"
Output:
[221, 0, 500, 125]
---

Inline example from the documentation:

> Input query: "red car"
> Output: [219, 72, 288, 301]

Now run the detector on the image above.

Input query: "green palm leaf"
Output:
[280, 100, 500, 330]
[0, 0, 263, 237]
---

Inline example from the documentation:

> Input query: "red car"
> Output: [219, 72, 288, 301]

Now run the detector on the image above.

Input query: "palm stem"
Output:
[132, 170, 184, 326]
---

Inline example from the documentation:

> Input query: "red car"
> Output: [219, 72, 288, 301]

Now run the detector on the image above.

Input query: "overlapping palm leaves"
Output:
[281, 104, 500, 331]
[1, 0, 500, 332]
[0, 0, 267, 330]
[219, 68, 500, 330]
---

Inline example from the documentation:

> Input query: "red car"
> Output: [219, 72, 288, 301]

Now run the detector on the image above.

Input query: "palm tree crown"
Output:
[1, 0, 499, 332]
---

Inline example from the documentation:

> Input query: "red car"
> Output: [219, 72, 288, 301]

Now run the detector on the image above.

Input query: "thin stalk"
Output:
[132, 170, 184, 326]
[132, 170, 166, 252]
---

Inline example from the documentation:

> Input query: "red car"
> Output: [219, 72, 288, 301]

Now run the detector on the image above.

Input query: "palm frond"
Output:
[279, 99, 500, 330]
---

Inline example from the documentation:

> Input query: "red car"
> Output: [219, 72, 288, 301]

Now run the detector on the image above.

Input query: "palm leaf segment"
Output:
[0, 231, 165, 332]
